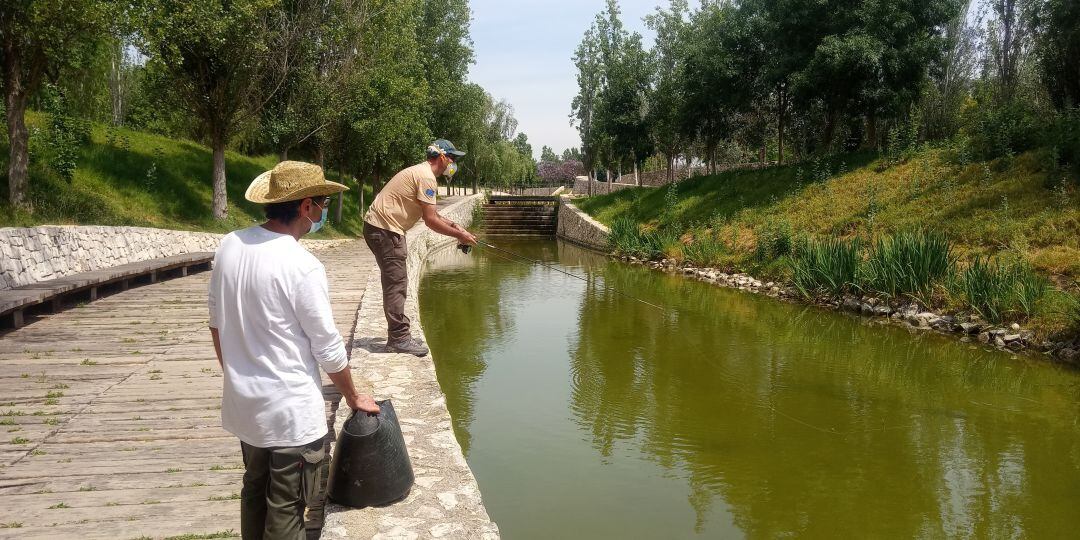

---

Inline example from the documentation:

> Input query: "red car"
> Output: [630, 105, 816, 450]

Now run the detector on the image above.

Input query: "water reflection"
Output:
[421, 238, 1080, 538]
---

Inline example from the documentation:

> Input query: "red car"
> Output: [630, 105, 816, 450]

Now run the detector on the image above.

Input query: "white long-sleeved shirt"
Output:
[208, 225, 347, 448]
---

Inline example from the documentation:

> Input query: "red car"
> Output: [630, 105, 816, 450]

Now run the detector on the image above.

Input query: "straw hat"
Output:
[244, 161, 348, 204]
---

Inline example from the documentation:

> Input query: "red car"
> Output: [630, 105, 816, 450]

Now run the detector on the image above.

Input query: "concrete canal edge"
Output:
[556, 195, 610, 251]
[322, 194, 500, 540]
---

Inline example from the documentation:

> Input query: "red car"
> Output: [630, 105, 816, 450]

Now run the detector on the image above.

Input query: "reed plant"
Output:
[950, 257, 1049, 323]
[859, 231, 954, 302]
[789, 237, 862, 297]
[683, 234, 729, 267]
[610, 218, 680, 260]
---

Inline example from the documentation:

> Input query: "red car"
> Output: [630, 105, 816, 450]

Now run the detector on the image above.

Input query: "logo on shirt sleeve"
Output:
[425, 188, 436, 198]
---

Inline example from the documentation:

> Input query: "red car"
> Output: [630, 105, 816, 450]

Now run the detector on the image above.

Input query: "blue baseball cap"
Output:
[428, 139, 466, 160]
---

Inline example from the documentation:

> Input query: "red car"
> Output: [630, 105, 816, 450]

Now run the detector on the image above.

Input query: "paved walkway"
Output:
[0, 241, 373, 539]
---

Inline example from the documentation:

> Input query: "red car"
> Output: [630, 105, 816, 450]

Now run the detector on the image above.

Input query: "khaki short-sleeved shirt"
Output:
[364, 162, 438, 235]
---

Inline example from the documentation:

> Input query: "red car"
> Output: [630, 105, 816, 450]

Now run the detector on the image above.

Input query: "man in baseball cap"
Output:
[363, 139, 477, 356]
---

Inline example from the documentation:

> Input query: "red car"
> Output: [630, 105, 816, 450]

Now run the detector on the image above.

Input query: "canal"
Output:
[418, 237, 1080, 538]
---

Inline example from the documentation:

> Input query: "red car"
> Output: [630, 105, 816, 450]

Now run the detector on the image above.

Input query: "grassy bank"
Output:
[0, 113, 371, 237]
[578, 148, 1080, 336]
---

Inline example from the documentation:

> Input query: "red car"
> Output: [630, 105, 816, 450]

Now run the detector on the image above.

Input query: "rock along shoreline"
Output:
[619, 254, 1080, 366]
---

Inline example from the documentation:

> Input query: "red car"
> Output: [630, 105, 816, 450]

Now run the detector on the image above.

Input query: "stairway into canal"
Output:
[481, 196, 557, 237]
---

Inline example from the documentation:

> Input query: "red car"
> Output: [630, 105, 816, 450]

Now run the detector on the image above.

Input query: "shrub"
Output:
[753, 220, 793, 262]
[859, 231, 954, 301]
[789, 237, 862, 298]
[949, 257, 1050, 323]
[964, 97, 1041, 161]
[1044, 108, 1080, 181]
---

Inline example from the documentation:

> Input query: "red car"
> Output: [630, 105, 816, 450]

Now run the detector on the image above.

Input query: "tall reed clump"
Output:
[789, 237, 862, 297]
[610, 217, 645, 255]
[859, 231, 955, 302]
[609, 218, 679, 260]
[949, 257, 1050, 323]
[683, 234, 729, 267]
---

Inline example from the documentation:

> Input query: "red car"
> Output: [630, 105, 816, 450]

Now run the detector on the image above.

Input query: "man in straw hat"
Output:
[208, 160, 380, 539]
[363, 138, 477, 357]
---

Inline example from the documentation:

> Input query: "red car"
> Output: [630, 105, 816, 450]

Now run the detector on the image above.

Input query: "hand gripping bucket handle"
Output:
[327, 399, 415, 507]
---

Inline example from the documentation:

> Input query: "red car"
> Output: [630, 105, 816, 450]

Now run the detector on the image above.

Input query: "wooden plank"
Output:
[0, 242, 372, 537]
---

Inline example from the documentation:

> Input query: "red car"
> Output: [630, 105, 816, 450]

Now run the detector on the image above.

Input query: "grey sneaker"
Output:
[387, 337, 429, 357]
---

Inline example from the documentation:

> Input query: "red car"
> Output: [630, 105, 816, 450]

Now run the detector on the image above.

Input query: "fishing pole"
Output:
[458, 240, 666, 312]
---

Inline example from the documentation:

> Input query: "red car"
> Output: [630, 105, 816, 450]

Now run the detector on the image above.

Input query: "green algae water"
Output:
[418, 238, 1080, 539]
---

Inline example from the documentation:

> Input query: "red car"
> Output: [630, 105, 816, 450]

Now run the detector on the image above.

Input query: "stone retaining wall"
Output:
[323, 194, 499, 539]
[0, 226, 221, 290]
[556, 196, 610, 251]
[0, 225, 353, 290]
[570, 178, 642, 195]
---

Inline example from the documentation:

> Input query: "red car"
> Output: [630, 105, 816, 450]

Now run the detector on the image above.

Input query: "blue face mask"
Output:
[308, 206, 328, 234]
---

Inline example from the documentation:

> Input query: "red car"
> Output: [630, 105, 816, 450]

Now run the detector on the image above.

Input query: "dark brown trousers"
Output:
[363, 222, 411, 342]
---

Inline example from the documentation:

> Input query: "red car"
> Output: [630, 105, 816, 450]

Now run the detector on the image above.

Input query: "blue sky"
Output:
[466, 0, 660, 158]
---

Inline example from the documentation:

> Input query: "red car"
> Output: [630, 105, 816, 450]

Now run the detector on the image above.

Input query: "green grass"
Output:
[1, 112, 372, 237]
[579, 149, 1080, 279]
[581, 147, 1080, 335]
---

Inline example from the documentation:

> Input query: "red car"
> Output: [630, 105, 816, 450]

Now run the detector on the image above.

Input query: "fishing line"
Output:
[462, 240, 666, 312]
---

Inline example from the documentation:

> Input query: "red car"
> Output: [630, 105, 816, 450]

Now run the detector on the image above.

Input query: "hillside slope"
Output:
[0, 114, 371, 237]
[579, 150, 1079, 280]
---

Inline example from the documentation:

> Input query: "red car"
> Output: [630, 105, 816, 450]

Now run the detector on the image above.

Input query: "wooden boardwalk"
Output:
[0, 240, 374, 539]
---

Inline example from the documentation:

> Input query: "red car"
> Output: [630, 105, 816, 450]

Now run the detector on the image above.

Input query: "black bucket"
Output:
[327, 399, 414, 508]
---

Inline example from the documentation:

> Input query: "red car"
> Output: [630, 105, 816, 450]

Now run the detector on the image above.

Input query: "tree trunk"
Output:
[4, 40, 31, 210]
[5, 87, 30, 209]
[777, 86, 786, 165]
[864, 113, 879, 149]
[605, 169, 611, 193]
[278, 147, 289, 162]
[359, 176, 366, 219]
[634, 161, 640, 187]
[211, 132, 228, 220]
[315, 147, 325, 170]
[108, 40, 126, 126]
[822, 106, 839, 151]
[334, 159, 345, 224]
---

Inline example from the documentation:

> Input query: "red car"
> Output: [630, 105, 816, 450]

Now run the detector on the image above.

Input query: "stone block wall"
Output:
[556, 196, 610, 252]
[0, 226, 221, 290]
[0, 225, 356, 290]
[570, 178, 641, 195]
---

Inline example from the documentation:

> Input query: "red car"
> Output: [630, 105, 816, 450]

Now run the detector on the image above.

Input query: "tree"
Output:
[987, 0, 1036, 102]
[1, 0, 109, 208]
[571, 25, 602, 194]
[1034, 0, 1080, 109]
[417, 0, 475, 141]
[512, 132, 533, 159]
[561, 147, 583, 162]
[341, 0, 431, 195]
[137, 0, 301, 219]
[540, 145, 558, 163]
[645, 0, 689, 181]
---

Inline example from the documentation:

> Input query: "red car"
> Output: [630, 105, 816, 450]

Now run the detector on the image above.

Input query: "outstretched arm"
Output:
[421, 202, 477, 245]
